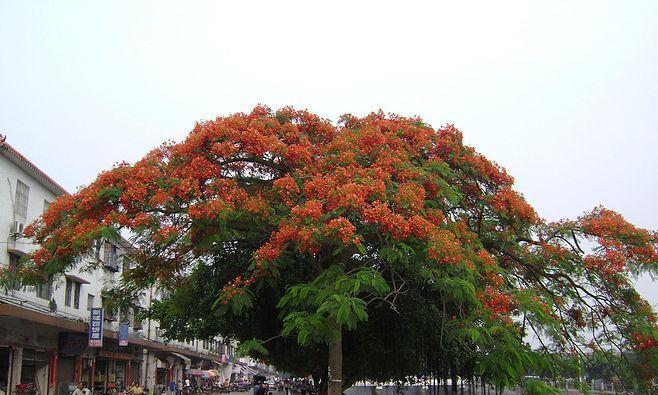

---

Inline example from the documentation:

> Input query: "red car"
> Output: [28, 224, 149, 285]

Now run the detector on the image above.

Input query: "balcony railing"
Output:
[6, 236, 29, 256]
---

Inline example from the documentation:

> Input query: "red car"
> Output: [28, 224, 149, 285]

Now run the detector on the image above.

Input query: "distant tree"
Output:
[11, 106, 658, 394]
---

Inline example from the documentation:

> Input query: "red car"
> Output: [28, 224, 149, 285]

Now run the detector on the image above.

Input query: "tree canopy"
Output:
[10, 106, 658, 393]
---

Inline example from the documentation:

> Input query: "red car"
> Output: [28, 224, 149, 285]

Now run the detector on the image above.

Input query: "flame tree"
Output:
[12, 106, 658, 393]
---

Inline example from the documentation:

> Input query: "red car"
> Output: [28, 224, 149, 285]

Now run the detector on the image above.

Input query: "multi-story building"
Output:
[0, 136, 237, 395]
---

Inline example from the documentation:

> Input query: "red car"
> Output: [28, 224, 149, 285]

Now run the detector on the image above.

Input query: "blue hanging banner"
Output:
[119, 323, 129, 346]
[89, 308, 104, 347]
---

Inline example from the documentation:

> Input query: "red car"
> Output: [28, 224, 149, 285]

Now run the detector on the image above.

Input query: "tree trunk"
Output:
[328, 326, 343, 395]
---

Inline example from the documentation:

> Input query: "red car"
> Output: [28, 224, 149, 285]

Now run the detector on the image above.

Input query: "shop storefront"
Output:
[58, 332, 95, 394]
[57, 333, 144, 394]
[19, 349, 51, 395]
[0, 305, 223, 395]
[95, 349, 142, 392]
[0, 346, 10, 395]
[0, 315, 59, 395]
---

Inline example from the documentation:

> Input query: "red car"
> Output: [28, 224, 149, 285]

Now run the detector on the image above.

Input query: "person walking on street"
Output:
[128, 381, 143, 395]
[72, 382, 86, 395]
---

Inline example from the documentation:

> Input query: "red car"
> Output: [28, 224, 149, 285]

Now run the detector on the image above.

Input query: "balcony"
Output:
[6, 236, 29, 256]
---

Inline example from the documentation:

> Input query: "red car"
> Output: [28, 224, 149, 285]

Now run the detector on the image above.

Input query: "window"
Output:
[133, 305, 143, 330]
[103, 241, 119, 271]
[74, 282, 80, 308]
[120, 307, 132, 324]
[14, 180, 30, 220]
[101, 296, 117, 320]
[121, 255, 132, 272]
[36, 276, 52, 300]
[87, 294, 95, 311]
[43, 200, 51, 213]
[64, 278, 82, 309]
[9, 254, 21, 290]
[65, 279, 72, 306]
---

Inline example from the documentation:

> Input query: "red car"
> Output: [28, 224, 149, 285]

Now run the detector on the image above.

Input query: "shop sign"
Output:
[22, 349, 50, 363]
[98, 350, 135, 360]
[119, 323, 129, 346]
[89, 308, 104, 347]
[59, 333, 89, 355]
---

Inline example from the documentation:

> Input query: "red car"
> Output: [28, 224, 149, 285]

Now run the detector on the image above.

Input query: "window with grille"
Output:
[14, 180, 30, 220]
[103, 241, 119, 271]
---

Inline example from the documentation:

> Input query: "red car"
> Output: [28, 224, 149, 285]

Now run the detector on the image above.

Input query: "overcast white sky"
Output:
[1, 1, 657, 302]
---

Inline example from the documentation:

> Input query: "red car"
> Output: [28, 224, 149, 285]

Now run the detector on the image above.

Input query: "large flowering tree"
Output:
[14, 106, 658, 393]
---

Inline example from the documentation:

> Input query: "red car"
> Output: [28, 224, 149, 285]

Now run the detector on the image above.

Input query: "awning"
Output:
[243, 365, 258, 375]
[65, 274, 91, 284]
[171, 352, 192, 364]
[185, 369, 204, 377]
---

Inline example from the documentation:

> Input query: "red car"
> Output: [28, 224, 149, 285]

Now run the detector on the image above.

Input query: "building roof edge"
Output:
[0, 136, 69, 196]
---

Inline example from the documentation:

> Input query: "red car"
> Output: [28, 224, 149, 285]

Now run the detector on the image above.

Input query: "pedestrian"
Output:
[72, 382, 86, 395]
[82, 381, 91, 395]
[128, 381, 143, 395]
[176, 381, 183, 395]
[168, 381, 176, 395]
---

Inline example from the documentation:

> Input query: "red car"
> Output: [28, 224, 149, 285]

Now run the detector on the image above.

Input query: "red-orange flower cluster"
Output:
[631, 332, 658, 351]
[478, 286, 513, 320]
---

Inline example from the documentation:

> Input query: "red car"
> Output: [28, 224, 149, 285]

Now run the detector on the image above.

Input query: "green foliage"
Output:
[237, 339, 269, 357]
[98, 186, 124, 202]
[278, 266, 389, 344]
[436, 277, 477, 303]
[217, 288, 254, 315]
[522, 379, 560, 395]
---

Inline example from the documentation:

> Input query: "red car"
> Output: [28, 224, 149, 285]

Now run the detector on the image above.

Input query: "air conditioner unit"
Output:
[10, 220, 25, 236]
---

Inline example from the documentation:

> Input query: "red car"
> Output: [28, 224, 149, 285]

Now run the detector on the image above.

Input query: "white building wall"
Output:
[1, 144, 244, 393]
[1, 152, 63, 313]
[0, 152, 59, 264]
[0, 147, 133, 327]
